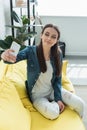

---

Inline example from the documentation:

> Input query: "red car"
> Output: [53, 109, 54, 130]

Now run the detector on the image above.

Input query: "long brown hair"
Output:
[36, 24, 62, 76]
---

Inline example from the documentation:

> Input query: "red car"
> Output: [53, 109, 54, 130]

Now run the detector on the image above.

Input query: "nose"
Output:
[47, 36, 51, 40]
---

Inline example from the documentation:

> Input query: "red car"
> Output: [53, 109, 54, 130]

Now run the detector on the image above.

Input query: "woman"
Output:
[1, 24, 85, 120]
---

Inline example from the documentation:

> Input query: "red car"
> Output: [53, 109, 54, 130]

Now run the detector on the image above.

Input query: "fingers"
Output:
[57, 100, 65, 113]
[60, 104, 65, 113]
[1, 49, 16, 63]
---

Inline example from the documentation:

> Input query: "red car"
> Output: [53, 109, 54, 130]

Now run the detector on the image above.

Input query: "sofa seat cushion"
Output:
[0, 77, 31, 130]
[30, 107, 85, 130]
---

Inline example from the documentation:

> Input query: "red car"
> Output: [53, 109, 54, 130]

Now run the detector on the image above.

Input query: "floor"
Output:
[74, 85, 87, 130]
[65, 56, 87, 85]
[64, 56, 87, 129]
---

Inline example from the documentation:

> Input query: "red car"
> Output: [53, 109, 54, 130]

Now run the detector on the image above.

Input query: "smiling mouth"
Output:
[46, 41, 51, 44]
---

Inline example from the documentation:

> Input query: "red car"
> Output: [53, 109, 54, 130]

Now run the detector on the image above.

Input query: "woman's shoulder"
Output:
[25, 45, 36, 52]
[25, 45, 37, 56]
[27, 45, 36, 49]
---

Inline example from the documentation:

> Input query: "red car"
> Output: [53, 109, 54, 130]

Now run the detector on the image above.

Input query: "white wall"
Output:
[36, 16, 87, 56]
[3, 0, 11, 35]
[0, 0, 5, 39]
[0, 0, 11, 40]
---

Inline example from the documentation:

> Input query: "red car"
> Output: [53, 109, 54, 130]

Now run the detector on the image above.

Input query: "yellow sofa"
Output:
[0, 60, 85, 130]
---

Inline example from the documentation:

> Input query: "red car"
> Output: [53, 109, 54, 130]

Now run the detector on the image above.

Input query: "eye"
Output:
[44, 33, 49, 37]
[51, 36, 57, 39]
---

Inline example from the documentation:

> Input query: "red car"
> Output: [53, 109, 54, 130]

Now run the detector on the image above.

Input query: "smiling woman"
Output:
[37, 0, 87, 17]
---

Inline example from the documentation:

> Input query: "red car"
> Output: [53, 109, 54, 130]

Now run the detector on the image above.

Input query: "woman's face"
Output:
[41, 27, 58, 48]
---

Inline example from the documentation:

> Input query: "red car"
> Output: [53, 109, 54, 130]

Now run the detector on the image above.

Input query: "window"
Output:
[37, 0, 87, 16]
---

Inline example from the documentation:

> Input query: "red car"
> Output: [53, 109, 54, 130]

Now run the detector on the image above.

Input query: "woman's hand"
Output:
[57, 100, 65, 113]
[1, 49, 16, 63]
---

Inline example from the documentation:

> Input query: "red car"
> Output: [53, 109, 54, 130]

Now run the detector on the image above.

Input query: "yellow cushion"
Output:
[62, 60, 68, 75]
[5, 60, 27, 99]
[62, 60, 75, 92]
[0, 77, 31, 130]
[4, 60, 36, 112]
[30, 107, 85, 130]
[0, 60, 8, 81]
[22, 98, 36, 112]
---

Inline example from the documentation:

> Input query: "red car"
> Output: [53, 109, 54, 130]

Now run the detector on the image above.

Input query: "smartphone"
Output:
[10, 42, 21, 56]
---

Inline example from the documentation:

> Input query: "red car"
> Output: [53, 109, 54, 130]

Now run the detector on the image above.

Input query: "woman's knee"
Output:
[33, 98, 60, 120]
[47, 101, 60, 120]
